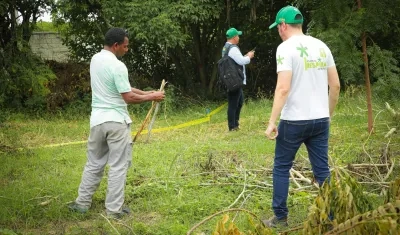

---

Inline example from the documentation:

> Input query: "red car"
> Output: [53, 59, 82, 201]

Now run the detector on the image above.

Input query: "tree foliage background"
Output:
[1, 0, 400, 114]
[296, 0, 400, 101]
[0, 0, 56, 113]
[53, 0, 286, 98]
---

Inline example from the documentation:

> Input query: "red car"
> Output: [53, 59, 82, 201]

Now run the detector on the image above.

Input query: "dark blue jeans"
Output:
[227, 88, 243, 130]
[272, 118, 330, 219]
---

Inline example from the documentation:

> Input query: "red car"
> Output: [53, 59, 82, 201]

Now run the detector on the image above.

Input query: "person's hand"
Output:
[151, 91, 165, 102]
[246, 50, 255, 59]
[265, 122, 278, 140]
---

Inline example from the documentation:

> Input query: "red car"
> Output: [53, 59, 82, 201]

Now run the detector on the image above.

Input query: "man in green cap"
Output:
[263, 6, 340, 227]
[221, 27, 254, 131]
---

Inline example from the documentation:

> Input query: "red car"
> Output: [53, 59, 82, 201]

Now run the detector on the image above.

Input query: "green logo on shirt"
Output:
[319, 48, 326, 58]
[298, 45, 327, 70]
[296, 44, 308, 57]
[304, 57, 327, 70]
[277, 55, 284, 65]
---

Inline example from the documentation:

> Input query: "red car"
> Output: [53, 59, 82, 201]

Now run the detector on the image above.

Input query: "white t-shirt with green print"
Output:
[89, 49, 132, 128]
[276, 35, 335, 121]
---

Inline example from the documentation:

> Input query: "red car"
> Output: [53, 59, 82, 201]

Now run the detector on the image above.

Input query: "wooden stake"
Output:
[146, 81, 167, 142]
[290, 170, 302, 188]
[133, 80, 166, 142]
[291, 168, 312, 185]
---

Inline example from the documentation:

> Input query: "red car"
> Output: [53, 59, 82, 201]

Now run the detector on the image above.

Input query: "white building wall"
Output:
[29, 32, 70, 62]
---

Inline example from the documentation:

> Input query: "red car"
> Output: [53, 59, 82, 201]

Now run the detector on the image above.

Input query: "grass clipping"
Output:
[303, 168, 400, 234]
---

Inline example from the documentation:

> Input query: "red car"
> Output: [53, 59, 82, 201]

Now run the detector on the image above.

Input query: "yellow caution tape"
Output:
[207, 102, 227, 117]
[136, 102, 227, 135]
[137, 116, 210, 135]
[23, 102, 227, 149]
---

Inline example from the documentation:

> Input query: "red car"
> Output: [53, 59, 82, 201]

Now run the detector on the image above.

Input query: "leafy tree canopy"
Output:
[296, 0, 400, 100]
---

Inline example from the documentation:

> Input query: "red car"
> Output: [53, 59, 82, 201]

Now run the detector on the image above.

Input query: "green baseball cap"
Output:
[226, 28, 242, 39]
[269, 6, 303, 29]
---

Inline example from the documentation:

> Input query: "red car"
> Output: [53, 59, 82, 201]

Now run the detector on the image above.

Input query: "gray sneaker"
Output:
[68, 202, 89, 213]
[107, 206, 131, 219]
[262, 216, 288, 228]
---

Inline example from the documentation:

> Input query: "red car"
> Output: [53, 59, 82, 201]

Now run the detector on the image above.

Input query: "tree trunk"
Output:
[22, 15, 32, 42]
[357, 0, 373, 133]
[361, 32, 373, 133]
[208, 19, 227, 95]
[10, 1, 18, 51]
[208, 46, 223, 94]
[191, 24, 207, 90]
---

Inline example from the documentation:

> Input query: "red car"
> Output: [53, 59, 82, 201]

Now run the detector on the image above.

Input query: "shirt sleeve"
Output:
[326, 47, 336, 68]
[276, 43, 292, 73]
[228, 47, 250, 65]
[114, 63, 132, 93]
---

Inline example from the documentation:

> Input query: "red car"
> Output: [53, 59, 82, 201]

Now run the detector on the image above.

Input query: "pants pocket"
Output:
[283, 121, 307, 144]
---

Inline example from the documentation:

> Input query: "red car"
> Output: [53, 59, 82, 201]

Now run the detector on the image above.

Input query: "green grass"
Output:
[35, 22, 58, 32]
[0, 95, 399, 234]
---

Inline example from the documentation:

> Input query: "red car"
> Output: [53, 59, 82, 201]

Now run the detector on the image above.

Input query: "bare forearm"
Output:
[327, 66, 340, 118]
[269, 89, 289, 124]
[122, 90, 165, 104]
[329, 86, 340, 117]
[125, 93, 154, 104]
[131, 87, 151, 95]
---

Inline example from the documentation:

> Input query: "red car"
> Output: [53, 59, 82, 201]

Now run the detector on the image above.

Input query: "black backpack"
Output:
[217, 45, 244, 92]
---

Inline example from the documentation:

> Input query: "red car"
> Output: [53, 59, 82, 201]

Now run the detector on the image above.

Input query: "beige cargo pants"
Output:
[75, 121, 132, 215]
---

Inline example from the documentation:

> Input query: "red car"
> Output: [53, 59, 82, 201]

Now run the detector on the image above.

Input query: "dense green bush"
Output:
[0, 46, 56, 112]
[46, 61, 91, 112]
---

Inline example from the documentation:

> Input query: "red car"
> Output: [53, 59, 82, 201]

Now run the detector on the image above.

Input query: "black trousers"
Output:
[227, 88, 244, 130]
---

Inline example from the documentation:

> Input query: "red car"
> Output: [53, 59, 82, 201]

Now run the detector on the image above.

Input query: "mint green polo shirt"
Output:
[89, 49, 132, 128]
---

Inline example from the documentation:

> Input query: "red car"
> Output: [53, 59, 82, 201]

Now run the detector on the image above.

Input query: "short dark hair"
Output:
[290, 24, 303, 29]
[104, 27, 128, 46]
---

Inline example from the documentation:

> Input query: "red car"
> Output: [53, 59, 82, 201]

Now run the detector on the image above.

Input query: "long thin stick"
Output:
[361, 109, 385, 181]
[233, 193, 252, 222]
[383, 159, 395, 181]
[227, 168, 247, 209]
[349, 163, 391, 168]
[198, 183, 272, 189]
[146, 103, 161, 142]
[133, 80, 166, 142]
[133, 103, 156, 142]
[146, 80, 166, 142]
[290, 170, 302, 188]
[115, 222, 136, 235]
[292, 177, 314, 183]
[100, 214, 121, 235]
[291, 168, 312, 184]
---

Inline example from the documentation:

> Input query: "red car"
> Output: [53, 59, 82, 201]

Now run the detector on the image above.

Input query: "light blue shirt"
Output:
[226, 42, 251, 85]
[89, 49, 132, 128]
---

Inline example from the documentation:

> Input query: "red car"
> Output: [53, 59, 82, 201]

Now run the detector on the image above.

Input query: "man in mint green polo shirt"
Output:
[68, 27, 165, 218]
